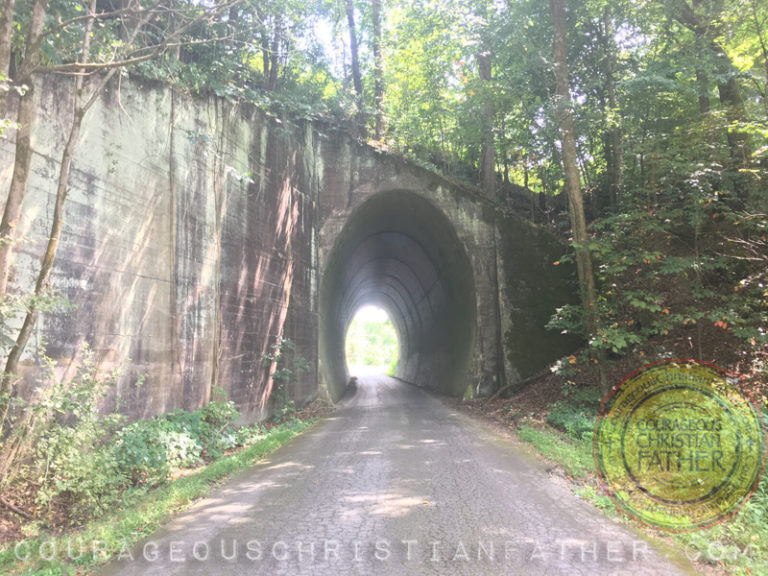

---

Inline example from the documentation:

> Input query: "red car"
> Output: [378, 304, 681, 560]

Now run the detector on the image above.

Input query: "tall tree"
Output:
[601, 6, 623, 209]
[372, 0, 384, 140]
[0, 0, 47, 301]
[476, 0, 495, 197]
[345, 0, 365, 134]
[0, 0, 245, 432]
[550, 0, 604, 391]
[0, 0, 15, 117]
[668, 0, 751, 166]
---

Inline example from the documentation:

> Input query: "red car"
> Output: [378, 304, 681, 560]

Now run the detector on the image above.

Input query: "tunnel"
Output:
[319, 190, 477, 402]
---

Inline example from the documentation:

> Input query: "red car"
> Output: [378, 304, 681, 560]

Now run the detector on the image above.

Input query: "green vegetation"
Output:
[517, 384, 768, 575]
[345, 307, 399, 375]
[544, 384, 602, 440]
[0, 419, 311, 576]
[0, 0, 767, 569]
[261, 337, 311, 422]
[517, 425, 594, 480]
[1, 347, 245, 525]
[0, 344, 315, 574]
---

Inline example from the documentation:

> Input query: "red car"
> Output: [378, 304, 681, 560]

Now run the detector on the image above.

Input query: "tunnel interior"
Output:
[319, 190, 477, 402]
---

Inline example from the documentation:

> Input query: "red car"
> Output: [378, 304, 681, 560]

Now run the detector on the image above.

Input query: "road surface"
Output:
[98, 375, 693, 576]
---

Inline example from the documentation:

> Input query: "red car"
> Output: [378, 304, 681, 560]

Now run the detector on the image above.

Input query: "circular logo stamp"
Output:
[594, 359, 766, 531]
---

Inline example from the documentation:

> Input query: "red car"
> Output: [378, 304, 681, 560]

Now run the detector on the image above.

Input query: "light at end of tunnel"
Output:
[345, 306, 399, 377]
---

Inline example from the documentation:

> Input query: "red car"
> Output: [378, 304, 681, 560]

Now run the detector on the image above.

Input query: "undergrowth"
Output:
[0, 340, 317, 575]
[518, 381, 768, 575]
[0, 419, 312, 576]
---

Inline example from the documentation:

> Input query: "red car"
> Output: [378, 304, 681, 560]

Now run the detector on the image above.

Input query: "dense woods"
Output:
[0, 0, 765, 408]
[0, 0, 767, 569]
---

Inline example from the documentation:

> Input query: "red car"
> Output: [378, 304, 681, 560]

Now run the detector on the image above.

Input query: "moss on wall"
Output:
[497, 213, 583, 379]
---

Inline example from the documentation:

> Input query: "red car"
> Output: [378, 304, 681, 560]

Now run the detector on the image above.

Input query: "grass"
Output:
[674, 475, 768, 575]
[517, 424, 595, 480]
[0, 418, 313, 576]
[515, 396, 768, 576]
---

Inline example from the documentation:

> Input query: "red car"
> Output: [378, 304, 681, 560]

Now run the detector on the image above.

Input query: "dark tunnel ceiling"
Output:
[319, 190, 476, 402]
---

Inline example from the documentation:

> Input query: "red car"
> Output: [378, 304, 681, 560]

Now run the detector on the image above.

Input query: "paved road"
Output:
[99, 375, 693, 576]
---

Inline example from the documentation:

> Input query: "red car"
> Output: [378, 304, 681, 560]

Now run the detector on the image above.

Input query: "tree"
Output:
[0, 0, 47, 301]
[665, 0, 751, 166]
[345, 0, 365, 134]
[475, 0, 495, 197]
[600, 5, 623, 210]
[0, 0, 15, 118]
[550, 0, 605, 391]
[0, 0, 244, 434]
[372, 0, 384, 139]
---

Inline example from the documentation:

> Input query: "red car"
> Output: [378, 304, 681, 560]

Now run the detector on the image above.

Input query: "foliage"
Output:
[113, 395, 239, 488]
[524, 392, 768, 574]
[27, 347, 124, 523]
[516, 424, 594, 479]
[545, 384, 602, 439]
[114, 418, 202, 487]
[1, 0, 767, 565]
[0, 348, 261, 528]
[0, 419, 313, 576]
[261, 337, 310, 422]
[548, 177, 768, 359]
[345, 308, 399, 373]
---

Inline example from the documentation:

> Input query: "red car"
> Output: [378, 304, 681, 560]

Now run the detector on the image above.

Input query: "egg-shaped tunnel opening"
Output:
[319, 190, 477, 402]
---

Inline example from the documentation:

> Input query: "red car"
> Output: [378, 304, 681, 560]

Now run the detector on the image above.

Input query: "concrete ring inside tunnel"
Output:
[319, 190, 477, 402]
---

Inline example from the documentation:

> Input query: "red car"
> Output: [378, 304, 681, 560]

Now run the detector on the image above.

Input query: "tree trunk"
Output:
[0, 0, 16, 117]
[478, 48, 495, 197]
[695, 64, 711, 114]
[692, 1, 710, 114]
[261, 34, 270, 84]
[372, 0, 384, 140]
[345, 0, 365, 135]
[0, 0, 47, 301]
[500, 116, 509, 184]
[267, 18, 281, 91]
[673, 0, 751, 165]
[717, 75, 749, 164]
[752, 0, 768, 117]
[746, 0, 768, 119]
[602, 8, 623, 210]
[476, 0, 495, 197]
[550, 0, 605, 392]
[0, 0, 101, 430]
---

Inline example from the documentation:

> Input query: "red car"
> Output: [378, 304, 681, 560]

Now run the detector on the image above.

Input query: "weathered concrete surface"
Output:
[95, 376, 693, 576]
[0, 75, 578, 419]
[318, 186, 488, 402]
[496, 212, 584, 380]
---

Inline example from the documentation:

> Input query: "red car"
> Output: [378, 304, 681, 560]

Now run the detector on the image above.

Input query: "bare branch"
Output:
[0, 495, 33, 520]
[42, 4, 159, 39]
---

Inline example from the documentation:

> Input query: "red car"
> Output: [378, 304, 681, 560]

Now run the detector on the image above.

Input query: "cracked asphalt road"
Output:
[99, 375, 693, 576]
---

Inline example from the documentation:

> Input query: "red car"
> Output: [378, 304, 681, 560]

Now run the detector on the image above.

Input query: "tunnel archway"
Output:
[319, 190, 477, 402]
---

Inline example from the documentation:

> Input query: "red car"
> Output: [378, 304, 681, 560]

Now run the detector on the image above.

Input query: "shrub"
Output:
[262, 338, 310, 423]
[5, 346, 249, 527]
[546, 385, 602, 439]
[234, 424, 265, 447]
[114, 418, 203, 486]
[197, 399, 239, 459]
[115, 399, 240, 485]
[32, 347, 126, 524]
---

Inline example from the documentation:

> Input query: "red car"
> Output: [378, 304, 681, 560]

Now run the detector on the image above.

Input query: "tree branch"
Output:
[0, 495, 33, 520]
[486, 369, 550, 402]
